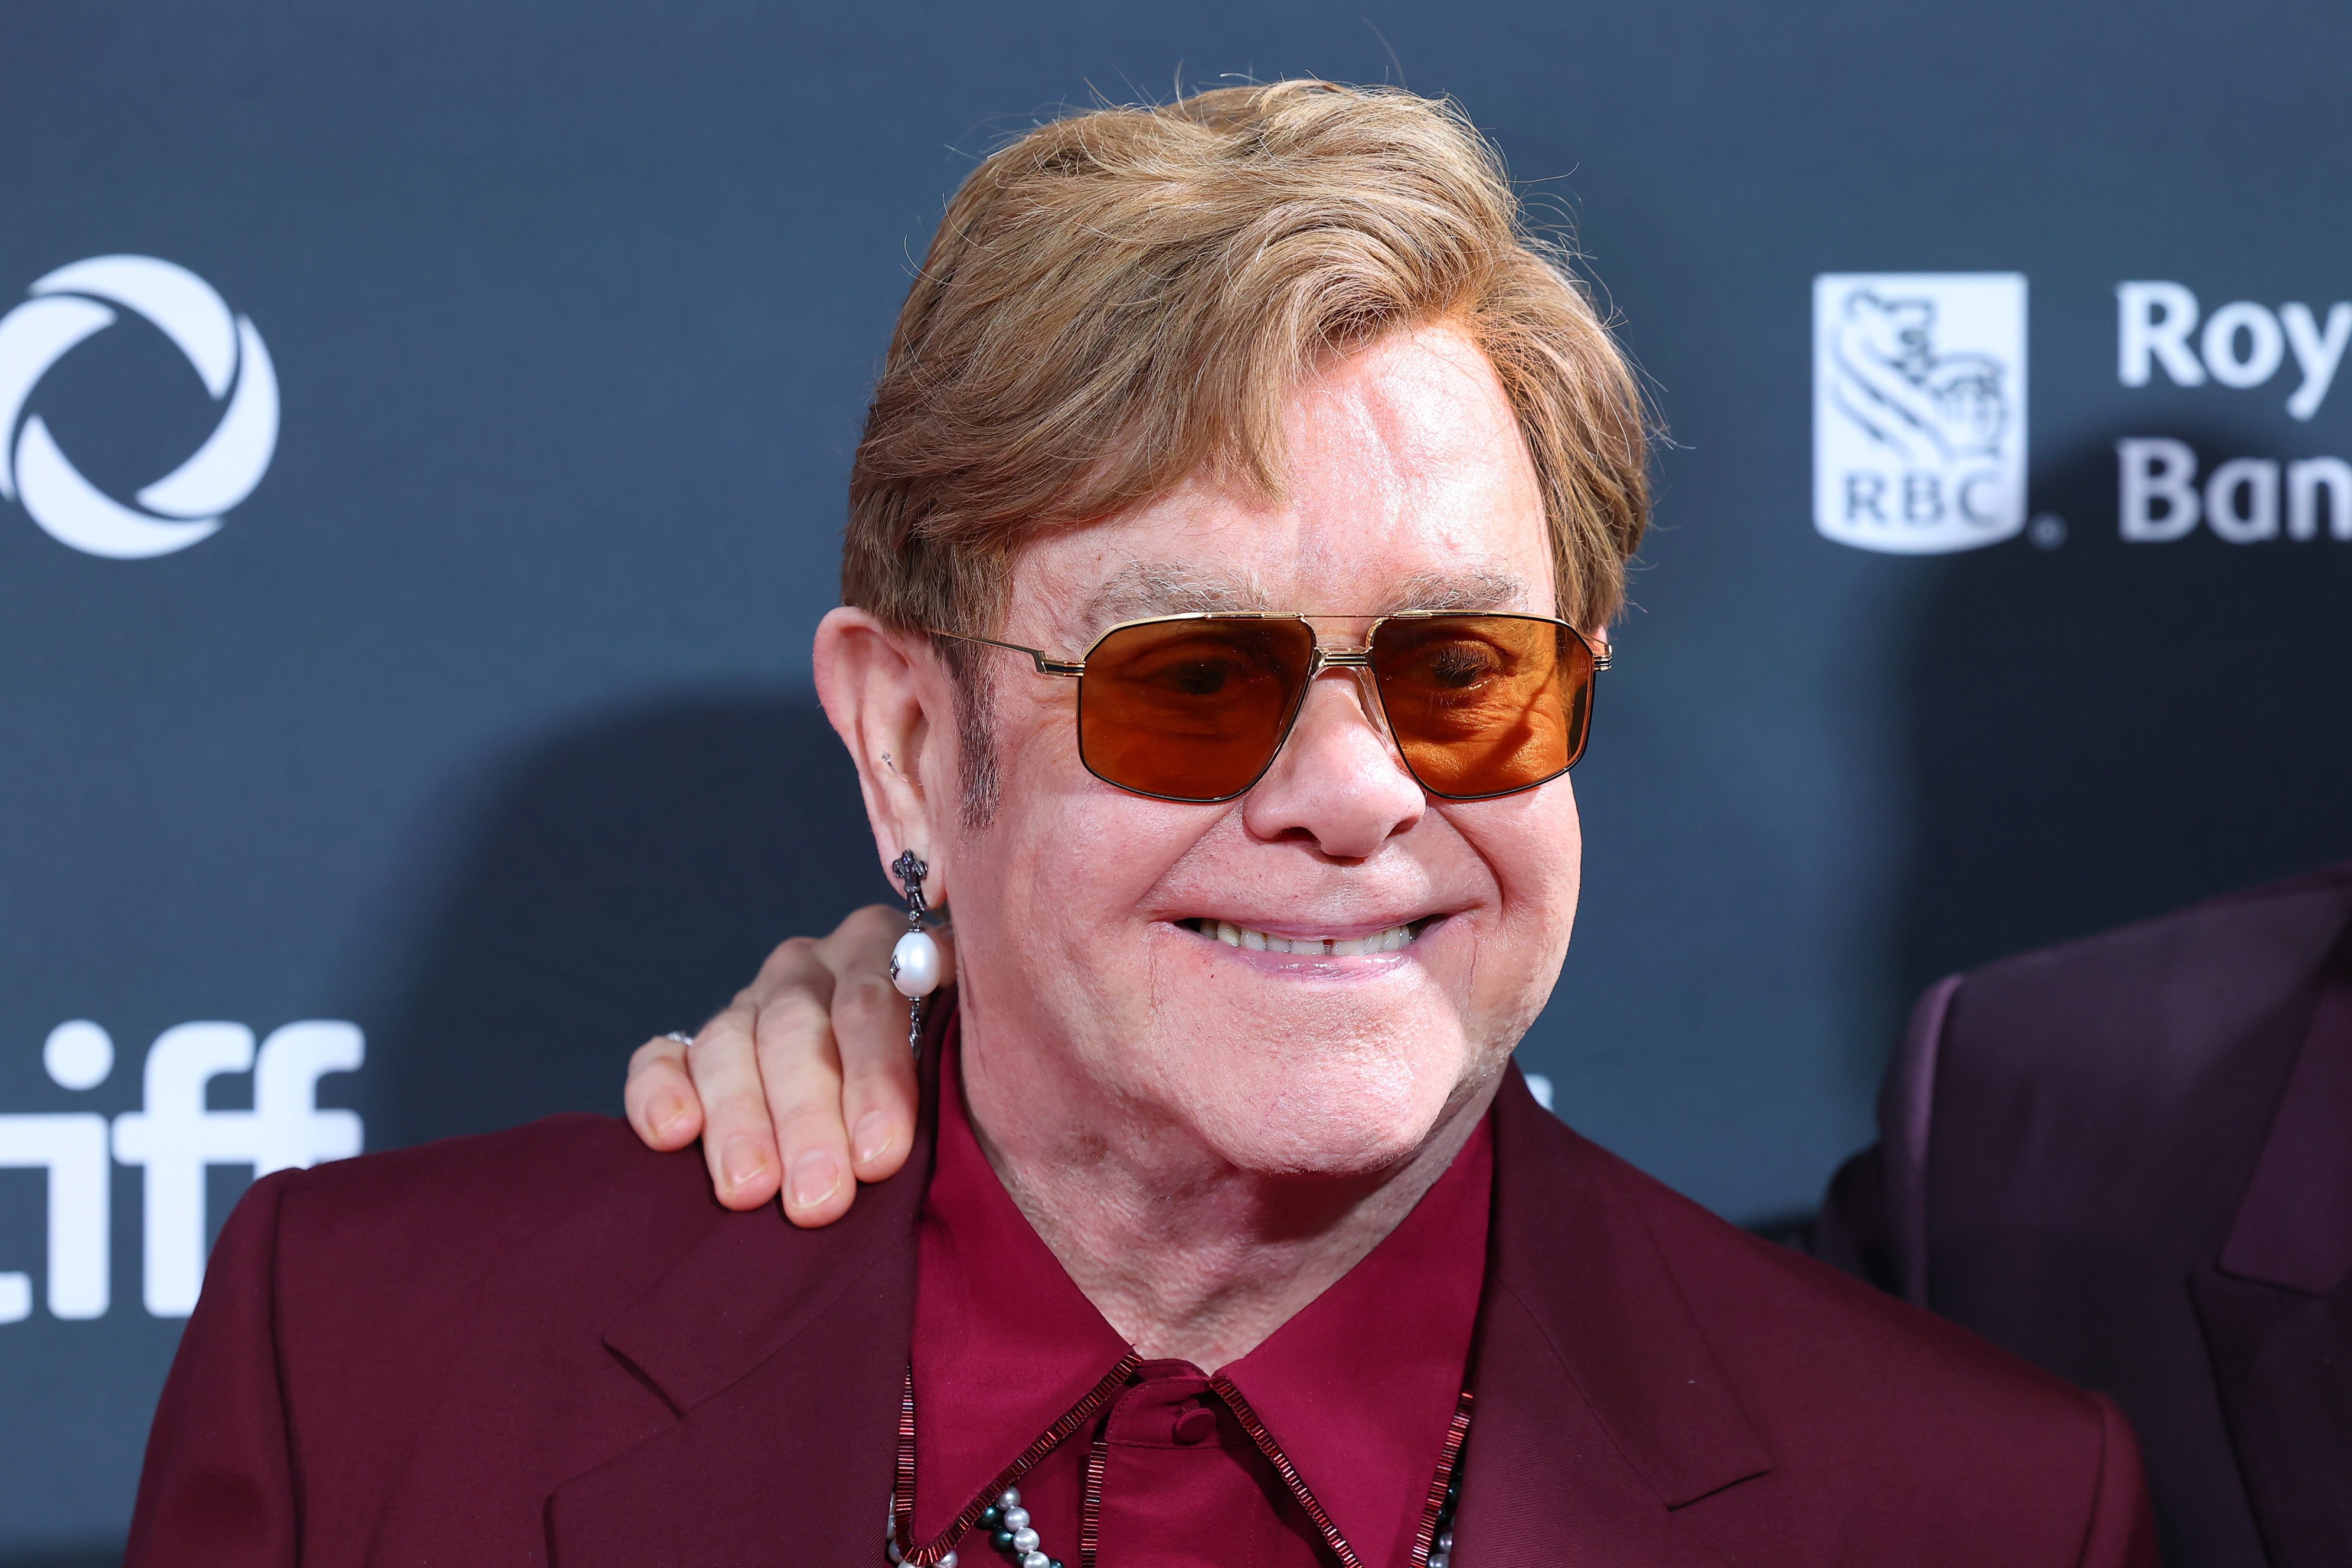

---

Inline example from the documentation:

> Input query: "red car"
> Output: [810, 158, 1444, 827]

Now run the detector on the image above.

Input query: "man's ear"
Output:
[812, 607, 959, 909]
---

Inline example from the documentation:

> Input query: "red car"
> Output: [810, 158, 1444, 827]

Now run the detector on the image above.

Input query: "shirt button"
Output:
[1171, 1405, 1219, 1445]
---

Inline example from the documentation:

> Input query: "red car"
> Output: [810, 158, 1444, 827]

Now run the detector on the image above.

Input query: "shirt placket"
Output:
[1084, 1363, 1317, 1568]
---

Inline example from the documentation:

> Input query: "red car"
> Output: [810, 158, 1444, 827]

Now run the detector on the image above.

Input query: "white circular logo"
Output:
[0, 255, 277, 559]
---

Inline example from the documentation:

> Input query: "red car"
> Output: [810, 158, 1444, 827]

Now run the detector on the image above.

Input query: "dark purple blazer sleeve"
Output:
[123, 1168, 302, 1568]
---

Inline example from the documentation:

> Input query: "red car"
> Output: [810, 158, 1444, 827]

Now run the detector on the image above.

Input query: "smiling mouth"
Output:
[1178, 916, 1444, 956]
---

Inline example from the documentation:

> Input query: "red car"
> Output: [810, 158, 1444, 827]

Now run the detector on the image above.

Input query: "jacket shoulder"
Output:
[228, 1114, 734, 1360]
[1627, 1152, 2104, 1425]
[1644, 1158, 2150, 1556]
[1958, 857, 2352, 1040]
[135, 1116, 756, 1564]
[1506, 1088, 2125, 1458]
[1489, 1090, 2154, 1562]
[269, 1111, 710, 1230]
[1922, 861, 2350, 1258]
[1589, 1125, 2142, 1541]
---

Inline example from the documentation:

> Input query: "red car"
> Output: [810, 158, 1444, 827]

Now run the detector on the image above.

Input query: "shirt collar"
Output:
[912, 1028, 1492, 1566]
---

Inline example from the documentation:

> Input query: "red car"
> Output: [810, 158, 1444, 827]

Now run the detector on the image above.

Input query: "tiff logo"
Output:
[0, 1019, 361, 1321]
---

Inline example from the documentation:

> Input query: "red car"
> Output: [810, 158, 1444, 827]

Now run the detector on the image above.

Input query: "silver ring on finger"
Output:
[662, 1030, 696, 1048]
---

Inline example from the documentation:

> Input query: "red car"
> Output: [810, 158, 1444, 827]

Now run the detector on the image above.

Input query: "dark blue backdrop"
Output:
[4, 1, 2350, 1556]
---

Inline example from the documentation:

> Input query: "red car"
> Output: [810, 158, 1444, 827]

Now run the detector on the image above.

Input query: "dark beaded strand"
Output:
[1426, 1467, 1462, 1568]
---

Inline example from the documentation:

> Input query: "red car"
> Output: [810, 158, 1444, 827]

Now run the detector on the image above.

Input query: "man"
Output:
[132, 83, 2152, 1566]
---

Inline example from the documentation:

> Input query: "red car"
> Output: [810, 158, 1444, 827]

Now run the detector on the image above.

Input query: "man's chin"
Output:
[1175, 1061, 1474, 1182]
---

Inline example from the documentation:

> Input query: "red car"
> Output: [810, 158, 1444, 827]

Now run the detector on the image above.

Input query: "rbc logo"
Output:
[1814, 273, 2028, 554]
[0, 255, 278, 559]
[0, 1019, 360, 1322]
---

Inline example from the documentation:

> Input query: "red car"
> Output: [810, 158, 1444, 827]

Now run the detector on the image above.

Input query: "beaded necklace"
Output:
[885, 1384, 1471, 1568]
[888, 1474, 1464, 1568]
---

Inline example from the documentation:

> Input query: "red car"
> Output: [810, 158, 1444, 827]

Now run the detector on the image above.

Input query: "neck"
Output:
[957, 1027, 1495, 1374]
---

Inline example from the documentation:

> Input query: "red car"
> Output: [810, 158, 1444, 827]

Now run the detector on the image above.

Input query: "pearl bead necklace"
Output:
[887, 1467, 1464, 1568]
[886, 1485, 1057, 1568]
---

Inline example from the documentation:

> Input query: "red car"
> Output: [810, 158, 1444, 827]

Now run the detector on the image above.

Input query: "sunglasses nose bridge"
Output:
[1285, 648, 1405, 770]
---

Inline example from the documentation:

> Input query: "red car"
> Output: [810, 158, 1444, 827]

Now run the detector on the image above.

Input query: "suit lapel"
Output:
[2191, 921, 2352, 1568]
[547, 1233, 919, 1567]
[545, 1023, 946, 1567]
[1451, 1069, 1768, 1565]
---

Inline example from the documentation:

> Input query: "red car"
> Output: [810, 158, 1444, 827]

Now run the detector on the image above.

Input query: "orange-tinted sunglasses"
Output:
[931, 612, 1609, 803]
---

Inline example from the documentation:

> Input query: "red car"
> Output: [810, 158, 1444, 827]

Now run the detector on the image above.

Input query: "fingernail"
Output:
[721, 1133, 772, 1192]
[649, 1095, 688, 1137]
[787, 1149, 842, 1211]
[852, 1111, 893, 1166]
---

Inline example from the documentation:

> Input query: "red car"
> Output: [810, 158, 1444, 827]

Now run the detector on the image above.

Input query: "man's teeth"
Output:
[1206, 919, 1416, 956]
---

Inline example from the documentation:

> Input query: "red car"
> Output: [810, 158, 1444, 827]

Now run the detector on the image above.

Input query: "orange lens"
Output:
[1370, 615, 1592, 798]
[1077, 617, 1318, 801]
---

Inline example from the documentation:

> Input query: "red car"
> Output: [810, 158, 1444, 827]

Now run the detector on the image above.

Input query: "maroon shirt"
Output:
[906, 1039, 1488, 1568]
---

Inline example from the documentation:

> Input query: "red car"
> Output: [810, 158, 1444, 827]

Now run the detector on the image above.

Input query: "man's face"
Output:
[946, 322, 1582, 1178]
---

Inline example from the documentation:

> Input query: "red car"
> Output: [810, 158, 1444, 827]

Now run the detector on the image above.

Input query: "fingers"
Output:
[741, 945, 860, 1229]
[809, 906, 942, 1185]
[625, 1033, 706, 1151]
[623, 904, 948, 1228]
[683, 985, 798, 1212]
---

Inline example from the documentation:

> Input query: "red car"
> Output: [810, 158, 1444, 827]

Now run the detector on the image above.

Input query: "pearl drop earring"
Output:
[887, 850, 941, 1053]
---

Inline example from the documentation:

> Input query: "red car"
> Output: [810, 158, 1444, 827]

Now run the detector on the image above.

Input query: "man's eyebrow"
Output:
[1069, 563, 1532, 639]
[1375, 569, 1530, 614]
[1077, 563, 1273, 633]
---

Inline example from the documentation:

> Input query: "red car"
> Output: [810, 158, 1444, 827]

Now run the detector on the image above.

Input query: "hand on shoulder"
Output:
[623, 904, 938, 1226]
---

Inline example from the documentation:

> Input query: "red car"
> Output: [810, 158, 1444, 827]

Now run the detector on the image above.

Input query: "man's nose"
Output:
[1240, 669, 1424, 858]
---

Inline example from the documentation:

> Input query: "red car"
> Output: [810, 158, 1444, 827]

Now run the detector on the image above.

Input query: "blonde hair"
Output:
[839, 81, 1650, 820]
[843, 80, 1648, 636]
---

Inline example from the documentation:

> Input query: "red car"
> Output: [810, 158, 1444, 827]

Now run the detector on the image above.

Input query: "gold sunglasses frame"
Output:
[927, 610, 1612, 805]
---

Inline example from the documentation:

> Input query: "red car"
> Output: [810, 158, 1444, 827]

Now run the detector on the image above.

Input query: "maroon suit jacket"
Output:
[126, 1059, 2155, 1566]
